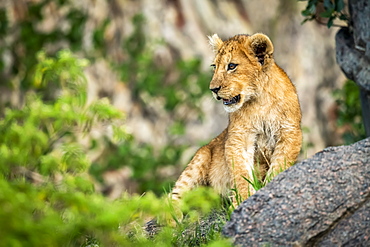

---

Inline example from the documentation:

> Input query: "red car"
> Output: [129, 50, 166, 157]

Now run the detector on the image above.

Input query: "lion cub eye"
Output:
[227, 63, 238, 71]
[210, 64, 216, 70]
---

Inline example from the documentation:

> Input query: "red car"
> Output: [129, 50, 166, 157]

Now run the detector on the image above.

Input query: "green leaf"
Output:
[327, 16, 334, 28]
[323, 0, 334, 10]
[335, 0, 345, 12]
[40, 154, 60, 175]
[320, 9, 334, 18]
[301, 9, 313, 17]
[89, 98, 123, 120]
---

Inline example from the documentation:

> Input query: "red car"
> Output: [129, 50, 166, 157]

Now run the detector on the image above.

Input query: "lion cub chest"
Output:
[253, 120, 279, 173]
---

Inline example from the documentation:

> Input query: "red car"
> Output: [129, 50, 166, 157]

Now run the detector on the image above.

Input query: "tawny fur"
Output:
[171, 33, 302, 203]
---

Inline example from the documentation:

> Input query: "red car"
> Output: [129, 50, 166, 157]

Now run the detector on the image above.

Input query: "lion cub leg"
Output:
[171, 145, 211, 202]
[267, 127, 302, 179]
[165, 145, 211, 225]
[225, 132, 257, 205]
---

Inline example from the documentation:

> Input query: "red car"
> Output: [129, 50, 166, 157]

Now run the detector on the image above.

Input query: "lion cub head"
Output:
[208, 33, 274, 112]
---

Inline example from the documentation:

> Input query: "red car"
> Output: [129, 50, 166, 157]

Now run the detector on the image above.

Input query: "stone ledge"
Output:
[223, 137, 370, 246]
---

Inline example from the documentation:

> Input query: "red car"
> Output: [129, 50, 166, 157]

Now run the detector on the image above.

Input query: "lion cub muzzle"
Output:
[210, 86, 241, 105]
[210, 86, 221, 94]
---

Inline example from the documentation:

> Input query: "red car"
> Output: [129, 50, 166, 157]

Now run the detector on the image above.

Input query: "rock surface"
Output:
[223, 137, 370, 246]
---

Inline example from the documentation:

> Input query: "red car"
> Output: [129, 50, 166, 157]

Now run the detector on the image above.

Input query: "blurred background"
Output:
[0, 0, 365, 198]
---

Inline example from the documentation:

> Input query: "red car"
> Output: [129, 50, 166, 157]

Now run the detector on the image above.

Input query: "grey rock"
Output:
[223, 137, 370, 246]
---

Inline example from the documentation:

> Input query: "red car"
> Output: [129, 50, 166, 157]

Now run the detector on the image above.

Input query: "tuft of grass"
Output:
[231, 160, 292, 209]
[144, 187, 231, 247]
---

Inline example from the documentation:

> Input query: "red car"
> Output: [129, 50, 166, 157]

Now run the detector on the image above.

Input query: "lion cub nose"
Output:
[210, 86, 221, 94]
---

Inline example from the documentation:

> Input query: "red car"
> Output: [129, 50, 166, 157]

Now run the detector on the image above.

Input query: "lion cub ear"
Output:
[208, 34, 223, 53]
[248, 33, 274, 66]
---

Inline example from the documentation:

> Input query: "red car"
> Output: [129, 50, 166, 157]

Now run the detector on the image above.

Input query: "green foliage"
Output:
[181, 187, 222, 220]
[89, 14, 212, 195]
[0, 50, 124, 178]
[0, 50, 127, 246]
[0, 50, 229, 246]
[0, 178, 229, 246]
[0, 8, 7, 36]
[90, 142, 187, 195]
[0, 175, 230, 246]
[0, 3, 224, 245]
[170, 188, 231, 247]
[0, 177, 128, 246]
[0, 0, 89, 89]
[300, 0, 349, 28]
[0, 1, 211, 194]
[333, 80, 366, 144]
[33, 50, 89, 102]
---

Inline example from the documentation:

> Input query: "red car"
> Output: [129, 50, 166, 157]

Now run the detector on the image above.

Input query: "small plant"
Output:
[229, 160, 292, 210]
[300, 0, 349, 28]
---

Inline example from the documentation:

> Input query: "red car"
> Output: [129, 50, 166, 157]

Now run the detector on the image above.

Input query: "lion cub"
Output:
[171, 33, 302, 204]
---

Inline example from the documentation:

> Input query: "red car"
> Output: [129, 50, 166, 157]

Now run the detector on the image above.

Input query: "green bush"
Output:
[0, 50, 123, 178]
[0, 50, 231, 246]
[90, 142, 187, 195]
[0, 0, 88, 89]
[0, 1, 212, 195]
[0, 3, 226, 245]
[0, 50, 127, 246]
